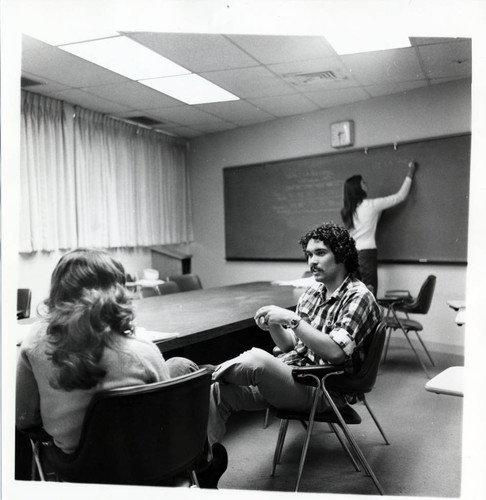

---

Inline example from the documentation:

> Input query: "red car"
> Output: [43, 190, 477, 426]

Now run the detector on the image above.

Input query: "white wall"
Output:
[18, 247, 152, 315]
[187, 79, 471, 351]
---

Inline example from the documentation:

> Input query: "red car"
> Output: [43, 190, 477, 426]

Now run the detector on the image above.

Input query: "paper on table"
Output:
[271, 277, 316, 288]
[135, 328, 179, 342]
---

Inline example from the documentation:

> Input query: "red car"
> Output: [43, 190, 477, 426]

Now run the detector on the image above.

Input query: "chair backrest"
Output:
[17, 289, 32, 319]
[157, 281, 180, 295]
[140, 287, 159, 298]
[325, 322, 387, 395]
[167, 274, 202, 292]
[397, 275, 436, 315]
[44, 369, 211, 485]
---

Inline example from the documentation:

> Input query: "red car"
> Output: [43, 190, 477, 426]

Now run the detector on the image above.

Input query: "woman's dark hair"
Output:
[298, 222, 359, 274]
[341, 175, 367, 229]
[44, 248, 134, 391]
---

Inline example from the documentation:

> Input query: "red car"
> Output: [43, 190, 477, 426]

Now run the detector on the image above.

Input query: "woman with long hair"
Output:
[341, 161, 416, 295]
[16, 248, 227, 486]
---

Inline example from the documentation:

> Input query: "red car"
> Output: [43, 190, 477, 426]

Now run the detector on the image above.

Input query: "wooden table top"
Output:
[134, 281, 302, 350]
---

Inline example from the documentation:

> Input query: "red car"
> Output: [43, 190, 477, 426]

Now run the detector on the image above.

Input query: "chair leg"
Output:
[321, 384, 384, 495]
[190, 469, 200, 487]
[263, 408, 270, 428]
[382, 329, 392, 363]
[293, 388, 322, 492]
[271, 419, 289, 476]
[29, 440, 46, 481]
[402, 331, 432, 378]
[414, 331, 435, 367]
[362, 397, 390, 445]
[328, 423, 361, 471]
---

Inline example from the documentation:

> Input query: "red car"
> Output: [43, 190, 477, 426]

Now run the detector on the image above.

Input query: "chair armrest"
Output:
[291, 364, 345, 386]
[384, 290, 413, 301]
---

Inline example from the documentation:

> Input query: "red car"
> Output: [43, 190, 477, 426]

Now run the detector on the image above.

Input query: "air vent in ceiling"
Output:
[128, 115, 165, 127]
[21, 76, 45, 88]
[282, 69, 348, 86]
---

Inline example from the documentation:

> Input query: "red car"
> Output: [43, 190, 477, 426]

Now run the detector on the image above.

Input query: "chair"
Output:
[140, 286, 160, 298]
[167, 274, 202, 292]
[269, 322, 387, 494]
[20, 369, 211, 486]
[17, 288, 32, 319]
[378, 275, 436, 378]
[157, 281, 180, 295]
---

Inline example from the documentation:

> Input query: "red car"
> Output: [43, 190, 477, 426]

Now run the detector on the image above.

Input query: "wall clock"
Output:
[330, 120, 354, 148]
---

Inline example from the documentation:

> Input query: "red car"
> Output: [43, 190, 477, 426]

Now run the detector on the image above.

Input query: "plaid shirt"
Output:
[280, 275, 382, 374]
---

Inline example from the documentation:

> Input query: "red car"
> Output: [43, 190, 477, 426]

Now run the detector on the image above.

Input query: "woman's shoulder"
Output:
[110, 333, 163, 359]
[19, 321, 48, 350]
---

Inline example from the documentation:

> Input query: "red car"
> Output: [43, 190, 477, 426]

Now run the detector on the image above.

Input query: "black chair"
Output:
[140, 286, 160, 298]
[378, 275, 436, 378]
[17, 288, 32, 319]
[167, 274, 202, 292]
[20, 369, 211, 486]
[157, 281, 180, 295]
[269, 322, 387, 494]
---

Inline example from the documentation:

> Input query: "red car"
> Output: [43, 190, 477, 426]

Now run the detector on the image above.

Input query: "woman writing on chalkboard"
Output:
[341, 161, 417, 295]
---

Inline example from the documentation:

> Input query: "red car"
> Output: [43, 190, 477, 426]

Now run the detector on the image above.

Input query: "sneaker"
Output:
[196, 443, 228, 489]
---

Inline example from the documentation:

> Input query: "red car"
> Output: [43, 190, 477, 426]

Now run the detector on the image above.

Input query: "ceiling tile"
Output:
[155, 124, 204, 138]
[235, 116, 278, 127]
[364, 80, 428, 98]
[418, 40, 472, 79]
[429, 76, 471, 86]
[47, 89, 132, 113]
[148, 105, 227, 126]
[22, 35, 52, 51]
[22, 46, 129, 88]
[341, 47, 425, 85]
[411, 37, 470, 46]
[246, 94, 319, 117]
[267, 56, 360, 91]
[201, 66, 295, 99]
[190, 122, 239, 134]
[227, 34, 335, 64]
[82, 81, 182, 109]
[21, 71, 70, 94]
[195, 100, 274, 122]
[125, 32, 259, 72]
[303, 87, 370, 109]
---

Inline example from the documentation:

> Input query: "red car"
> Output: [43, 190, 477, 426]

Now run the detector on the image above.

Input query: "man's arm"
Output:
[255, 305, 345, 363]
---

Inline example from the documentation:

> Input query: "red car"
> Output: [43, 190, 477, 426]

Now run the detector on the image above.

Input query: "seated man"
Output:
[207, 222, 383, 444]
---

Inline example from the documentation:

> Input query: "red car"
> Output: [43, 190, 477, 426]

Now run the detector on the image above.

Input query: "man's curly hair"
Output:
[298, 222, 359, 274]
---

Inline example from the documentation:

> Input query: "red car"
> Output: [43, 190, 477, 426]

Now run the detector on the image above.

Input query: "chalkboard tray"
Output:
[223, 134, 470, 264]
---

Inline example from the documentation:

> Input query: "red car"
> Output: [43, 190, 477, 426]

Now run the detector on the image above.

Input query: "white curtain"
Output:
[20, 91, 193, 252]
[20, 92, 77, 252]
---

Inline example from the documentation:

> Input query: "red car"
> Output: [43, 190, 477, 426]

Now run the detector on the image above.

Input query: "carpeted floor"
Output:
[218, 337, 464, 497]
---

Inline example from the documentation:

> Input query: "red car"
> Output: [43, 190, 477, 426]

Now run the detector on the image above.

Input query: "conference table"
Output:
[133, 281, 302, 355]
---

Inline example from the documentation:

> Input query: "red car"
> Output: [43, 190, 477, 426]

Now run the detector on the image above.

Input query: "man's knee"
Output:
[238, 347, 274, 370]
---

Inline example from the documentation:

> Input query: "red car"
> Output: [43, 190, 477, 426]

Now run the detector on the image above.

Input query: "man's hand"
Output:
[254, 305, 297, 330]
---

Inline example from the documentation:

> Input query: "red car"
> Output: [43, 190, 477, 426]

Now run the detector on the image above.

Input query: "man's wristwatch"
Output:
[285, 316, 302, 329]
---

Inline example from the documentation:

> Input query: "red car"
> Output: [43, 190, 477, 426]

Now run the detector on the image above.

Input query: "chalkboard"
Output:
[224, 134, 470, 263]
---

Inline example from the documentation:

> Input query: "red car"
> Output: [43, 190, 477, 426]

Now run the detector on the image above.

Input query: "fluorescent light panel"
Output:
[56, 35, 239, 105]
[326, 32, 411, 55]
[141, 74, 239, 105]
[60, 36, 190, 80]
